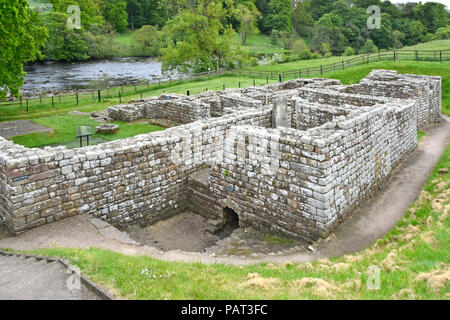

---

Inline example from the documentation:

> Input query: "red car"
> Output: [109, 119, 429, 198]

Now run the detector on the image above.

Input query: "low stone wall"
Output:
[0, 109, 271, 234]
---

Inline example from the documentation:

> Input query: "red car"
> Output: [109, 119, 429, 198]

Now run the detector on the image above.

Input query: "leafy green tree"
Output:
[369, 13, 394, 49]
[343, 46, 355, 56]
[309, 0, 335, 21]
[160, 0, 243, 73]
[293, 0, 314, 36]
[43, 12, 89, 61]
[234, 1, 261, 45]
[432, 26, 450, 40]
[359, 39, 378, 54]
[264, 0, 293, 32]
[412, 2, 449, 34]
[292, 38, 308, 54]
[126, 0, 144, 29]
[280, 30, 298, 50]
[311, 13, 347, 55]
[393, 30, 405, 49]
[102, 0, 128, 32]
[0, 0, 48, 99]
[49, 0, 104, 28]
[132, 25, 160, 56]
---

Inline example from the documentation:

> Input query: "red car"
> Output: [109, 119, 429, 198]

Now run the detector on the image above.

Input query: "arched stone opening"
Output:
[223, 207, 239, 229]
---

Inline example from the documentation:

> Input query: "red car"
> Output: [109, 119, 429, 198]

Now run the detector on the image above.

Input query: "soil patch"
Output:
[0, 120, 52, 138]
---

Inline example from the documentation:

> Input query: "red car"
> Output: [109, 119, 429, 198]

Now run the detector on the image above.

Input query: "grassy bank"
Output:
[24, 141, 450, 299]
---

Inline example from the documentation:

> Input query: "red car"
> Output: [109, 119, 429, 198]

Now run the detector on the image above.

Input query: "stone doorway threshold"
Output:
[0, 116, 448, 265]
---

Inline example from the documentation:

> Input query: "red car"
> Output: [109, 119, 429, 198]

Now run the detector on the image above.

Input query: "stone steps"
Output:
[0, 251, 114, 300]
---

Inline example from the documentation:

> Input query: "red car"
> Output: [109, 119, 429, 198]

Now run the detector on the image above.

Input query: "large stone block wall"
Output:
[209, 97, 418, 241]
[340, 70, 441, 128]
[108, 97, 210, 124]
[0, 109, 271, 234]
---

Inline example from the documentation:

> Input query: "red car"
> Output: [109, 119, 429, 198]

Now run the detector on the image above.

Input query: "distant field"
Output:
[236, 34, 290, 55]
[403, 40, 450, 51]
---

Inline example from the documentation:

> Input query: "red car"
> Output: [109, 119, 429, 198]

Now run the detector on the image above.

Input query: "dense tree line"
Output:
[3, 0, 450, 90]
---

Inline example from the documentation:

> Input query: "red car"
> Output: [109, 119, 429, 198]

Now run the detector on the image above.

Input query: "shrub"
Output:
[343, 47, 354, 56]
[270, 30, 280, 44]
[359, 39, 378, 54]
[299, 48, 313, 60]
[432, 26, 450, 40]
[311, 51, 322, 59]
[292, 39, 308, 54]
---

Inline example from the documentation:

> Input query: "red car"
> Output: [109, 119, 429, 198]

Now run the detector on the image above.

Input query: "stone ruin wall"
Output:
[0, 70, 442, 240]
[0, 108, 271, 234]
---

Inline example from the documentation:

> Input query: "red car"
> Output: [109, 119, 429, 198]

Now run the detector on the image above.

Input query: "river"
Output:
[22, 57, 174, 96]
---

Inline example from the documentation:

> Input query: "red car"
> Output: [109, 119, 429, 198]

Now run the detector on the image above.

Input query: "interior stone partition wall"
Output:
[0, 70, 442, 240]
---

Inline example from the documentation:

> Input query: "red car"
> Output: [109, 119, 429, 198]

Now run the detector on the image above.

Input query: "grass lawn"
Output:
[23, 142, 450, 299]
[236, 34, 290, 55]
[403, 40, 450, 51]
[11, 115, 165, 148]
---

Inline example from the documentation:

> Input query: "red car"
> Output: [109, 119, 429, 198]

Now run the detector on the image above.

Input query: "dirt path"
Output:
[0, 116, 449, 265]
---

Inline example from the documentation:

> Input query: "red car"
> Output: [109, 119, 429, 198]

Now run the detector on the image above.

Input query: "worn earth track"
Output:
[0, 116, 449, 266]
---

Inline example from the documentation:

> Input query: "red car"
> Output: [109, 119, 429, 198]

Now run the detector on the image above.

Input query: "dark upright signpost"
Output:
[77, 126, 92, 148]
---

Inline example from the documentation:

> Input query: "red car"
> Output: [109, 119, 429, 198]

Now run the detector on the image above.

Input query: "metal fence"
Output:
[1, 49, 448, 114]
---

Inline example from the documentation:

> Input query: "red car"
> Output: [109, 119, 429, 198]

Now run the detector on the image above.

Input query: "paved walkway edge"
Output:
[0, 250, 115, 300]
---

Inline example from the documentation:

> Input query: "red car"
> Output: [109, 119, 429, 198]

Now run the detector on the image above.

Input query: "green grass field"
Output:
[236, 34, 290, 55]
[403, 40, 450, 51]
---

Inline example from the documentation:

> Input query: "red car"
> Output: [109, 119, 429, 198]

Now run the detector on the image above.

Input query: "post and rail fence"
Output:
[1, 49, 448, 114]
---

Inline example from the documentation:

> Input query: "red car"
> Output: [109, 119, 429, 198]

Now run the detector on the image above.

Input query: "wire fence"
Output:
[1, 49, 449, 116]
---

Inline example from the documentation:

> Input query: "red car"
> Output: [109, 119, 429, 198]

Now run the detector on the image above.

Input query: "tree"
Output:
[102, 0, 128, 32]
[49, 0, 104, 28]
[311, 13, 347, 55]
[293, 0, 314, 37]
[359, 39, 378, 54]
[412, 2, 449, 34]
[309, 0, 335, 21]
[369, 13, 394, 49]
[132, 25, 160, 56]
[0, 0, 48, 99]
[126, 0, 144, 29]
[433, 26, 450, 40]
[393, 30, 405, 49]
[264, 0, 293, 33]
[43, 12, 89, 61]
[234, 1, 261, 45]
[160, 0, 244, 73]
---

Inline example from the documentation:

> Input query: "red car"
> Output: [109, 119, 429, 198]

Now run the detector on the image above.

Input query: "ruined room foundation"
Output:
[0, 70, 442, 243]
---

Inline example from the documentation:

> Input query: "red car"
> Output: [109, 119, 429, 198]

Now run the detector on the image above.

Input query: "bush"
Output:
[292, 39, 308, 54]
[311, 51, 322, 59]
[432, 26, 450, 40]
[359, 39, 378, 54]
[299, 48, 313, 60]
[343, 47, 354, 56]
[270, 30, 280, 45]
